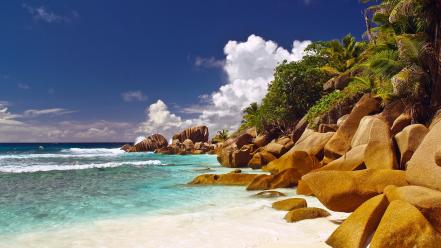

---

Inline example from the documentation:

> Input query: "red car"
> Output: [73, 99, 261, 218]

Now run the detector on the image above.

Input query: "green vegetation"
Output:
[212, 129, 230, 143]
[239, 0, 440, 132]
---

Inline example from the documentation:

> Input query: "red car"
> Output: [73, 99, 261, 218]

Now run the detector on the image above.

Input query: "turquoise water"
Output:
[0, 143, 240, 235]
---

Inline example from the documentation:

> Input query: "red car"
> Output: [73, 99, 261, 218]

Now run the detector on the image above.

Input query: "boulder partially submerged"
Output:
[128, 134, 168, 152]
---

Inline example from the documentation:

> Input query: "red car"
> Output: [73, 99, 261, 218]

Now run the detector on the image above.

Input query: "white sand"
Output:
[0, 189, 349, 248]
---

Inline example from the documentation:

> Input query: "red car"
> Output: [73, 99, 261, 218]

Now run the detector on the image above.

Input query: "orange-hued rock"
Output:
[254, 190, 287, 198]
[231, 146, 253, 167]
[253, 134, 272, 148]
[296, 180, 313, 196]
[284, 207, 330, 223]
[317, 144, 366, 171]
[302, 169, 408, 212]
[128, 134, 168, 152]
[235, 132, 254, 149]
[350, 116, 397, 169]
[326, 194, 389, 248]
[384, 185, 441, 232]
[264, 142, 287, 157]
[272, 198, 307, 211]
[247, 168, 301, 190]
[323, 94, 381, 164]
[269, 168, 302, 189]
[263, 150, 319, 175]
[247, 150, 277, 169]
[370, 200, 441, 248]
[377, 100, 406, 127]
[394, 124, 428, 169]
[173, 125, 209, 143]
[246, 174, 273, 190]
[406, 119, 441, 191]
[190, 173, 259, 186]
[292, 131, 335, 155]
[390, 112, 412, 135]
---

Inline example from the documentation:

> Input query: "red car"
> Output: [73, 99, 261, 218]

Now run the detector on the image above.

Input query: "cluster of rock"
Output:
[123, 125, 217, 155]
[192, 93, 441, 247]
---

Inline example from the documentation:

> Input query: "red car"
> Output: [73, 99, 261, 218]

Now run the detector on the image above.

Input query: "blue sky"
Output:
[0, 0, 370, 142]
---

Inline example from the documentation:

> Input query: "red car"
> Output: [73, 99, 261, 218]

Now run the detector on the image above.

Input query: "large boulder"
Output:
[350, 116, 397, 169]
[291, 116, 308, 144]
[377, 100, 406, 127]
[182, 139, 195, 151]
[247, 150, 277, 169]
[317, 144, 366, 172]
[323, 94, 381, 164]
[235, 132, 254, 149]
[394, 124, 428, 169]
[272, 198, 307, 211]
[284, 207, 330, 223]
[253, 133, 272, 148]
[390, 112, 412, 135]
[384, 185, 441, 233]
[370, 200, 441, 248]
[173, 125, 209, 143]
[128, 134, 168, 152]
[264, 142, 286, 157]
[217, 147, 234, 167]
[293, 131, 334, 155]
[326, 194, 389, 248]
[246, 168, 302, 190]
[406, 119, 441, 191]
[231, 145, 253, 167]
[302, 169, 408, 212]
[263, 150, 319, 175]
[190, 173, 259, 186]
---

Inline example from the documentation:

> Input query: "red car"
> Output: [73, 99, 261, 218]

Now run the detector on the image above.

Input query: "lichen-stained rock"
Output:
[128, 134, 168, 152]
[394, 124, 428, 169]
[302, 169, 408, 212]
[326, 194, 389, 248]
[317, 145, 366, 172]
[370, 200, 441, 248]
[323, 94, 381, 164]
[284, 207, 330, 223]
[173, 125, 209, 143]
[272, 198, 307, 211]
[189, 173, 259, 186]
[384, 185, 441, 233]
[263, 150, 319, 175]
[406, 119, 441, 191]
[351, 116, 397, 169]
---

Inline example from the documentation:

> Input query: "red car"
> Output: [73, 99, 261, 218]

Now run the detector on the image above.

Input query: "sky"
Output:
[0, 0, 371, 142]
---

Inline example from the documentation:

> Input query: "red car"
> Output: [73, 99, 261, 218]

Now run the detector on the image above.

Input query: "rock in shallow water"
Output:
[254, 190, 286, 198]
[272, 198, 307, 211]
[284, 207, 330, 223]
[189, 173, 259, 186]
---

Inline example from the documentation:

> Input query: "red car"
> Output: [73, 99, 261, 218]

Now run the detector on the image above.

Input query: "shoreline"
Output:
[0, 187, 347, 248]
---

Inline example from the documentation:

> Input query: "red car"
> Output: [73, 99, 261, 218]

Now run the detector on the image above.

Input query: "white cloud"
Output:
[22, 4, 77, 24]
[194, 57, 224, 68]
[121, 91, 148, 102]
[23, 108, 76, 118]
[0, 104, 23, 125]
[137, 100, 194, 139]
[138, 35, 311, 139]
[17, 83, 30, 90]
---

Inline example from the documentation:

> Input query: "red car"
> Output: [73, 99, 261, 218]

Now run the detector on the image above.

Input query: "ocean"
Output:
[0, 143, 342, 248]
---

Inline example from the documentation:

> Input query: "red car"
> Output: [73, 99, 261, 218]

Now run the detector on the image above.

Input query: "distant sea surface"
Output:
[0, 143, 239, 235]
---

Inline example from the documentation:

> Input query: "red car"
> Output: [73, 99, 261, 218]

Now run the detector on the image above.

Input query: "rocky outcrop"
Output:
[247, 150, 277, 169]
[128, 134, 168, 152]
[317, 144, 366, 172]
[246, 168, 302, 190]
[284, 207, 330, 223]
[302, 169, 408, 212]
[272, 198, 307, 211]
[370, 200, 441, 248]
[253, 133, 272, 148]
[263, 150, 319, 175]
[323, 94, 381, 164]
[190, 172, 259, 186]
[235, 133, 254, 149]
[254, 190, 286, 198]
[406, 118, 441, 191]
[326, 194, 389, 248]
[394, 124, 428, 168]
[246, 174, 273, 190]
[384, 185, 441, 232]
[172, 125, 209, 143]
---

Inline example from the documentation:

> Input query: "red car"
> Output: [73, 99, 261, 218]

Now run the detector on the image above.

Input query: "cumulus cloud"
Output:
[137, 100, 193, 139]
[121, 91, 148, 102]
[138, 35, 311, 139]
[22, 4, 78, 24]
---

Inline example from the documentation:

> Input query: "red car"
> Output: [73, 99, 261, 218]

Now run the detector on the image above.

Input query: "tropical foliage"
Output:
[239, 0, 440, 133]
